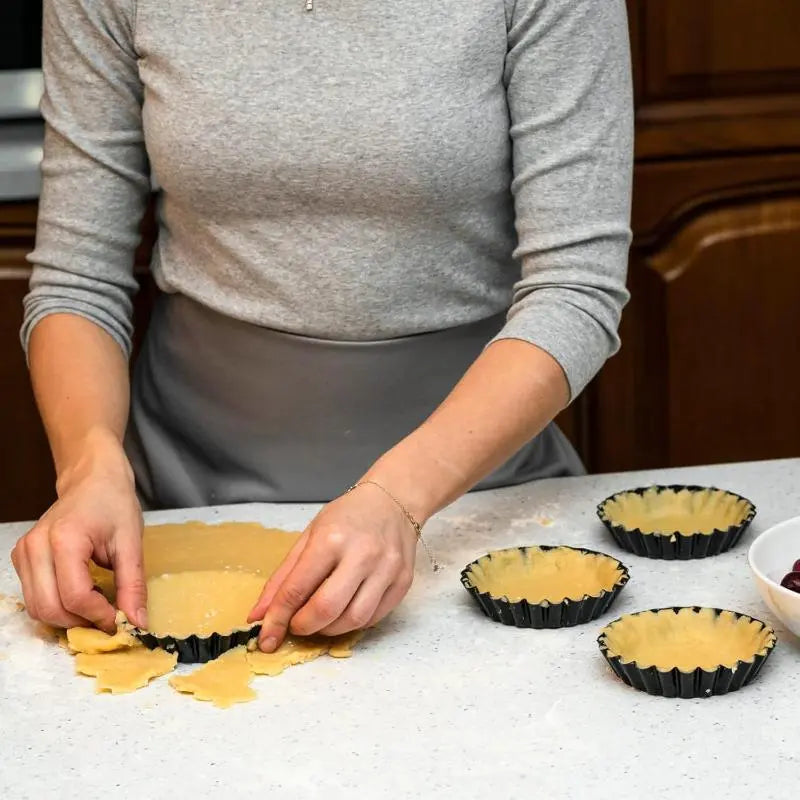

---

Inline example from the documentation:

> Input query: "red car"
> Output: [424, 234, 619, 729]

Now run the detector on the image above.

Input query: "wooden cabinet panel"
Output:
[589, 170, 800, 471]
[653, 196, 800, 465]
[628, 0, 800, 158]
[632, 153, 800, 242]
[641, 0, 800, 102]
[0, 202, 55, 523]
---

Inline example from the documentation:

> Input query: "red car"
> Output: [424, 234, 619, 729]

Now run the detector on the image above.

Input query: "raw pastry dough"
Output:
[90, 522, 300, 637]
[65, 522, 367, 705]
[146, 570, 265, 638]
[601, 608, 775, 672]
[328, 630, 364, 659]
[170, 646, 256, 708]
[67, 626, 140, 654]
[246, 630, 364, 676]
[601, 487, 751, 536]
[75, 648, 177, 693]
[466, 546, 623, 603]
[247, 638, 331, 676]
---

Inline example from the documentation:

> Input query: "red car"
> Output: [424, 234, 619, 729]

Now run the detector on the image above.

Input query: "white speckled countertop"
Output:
[2, 459, 799, 799]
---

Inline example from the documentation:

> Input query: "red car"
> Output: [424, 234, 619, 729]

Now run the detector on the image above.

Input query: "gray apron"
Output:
[125, 294, 583, 509]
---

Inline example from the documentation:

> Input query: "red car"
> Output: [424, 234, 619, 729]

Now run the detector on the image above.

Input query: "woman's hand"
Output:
[10, 429, 147, 634]
[249, 482, 418, 651]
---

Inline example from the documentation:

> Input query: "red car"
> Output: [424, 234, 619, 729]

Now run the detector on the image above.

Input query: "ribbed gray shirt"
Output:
[23, 0, 633, 398]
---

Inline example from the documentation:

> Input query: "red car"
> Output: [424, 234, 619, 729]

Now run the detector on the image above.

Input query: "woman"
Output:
[11, 0, 633, 653]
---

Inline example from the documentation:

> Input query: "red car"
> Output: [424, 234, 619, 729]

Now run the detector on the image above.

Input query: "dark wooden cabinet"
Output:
[2, 0, 800, 520]
[0, 203, 54, 520]
[560, 0, 800, 473]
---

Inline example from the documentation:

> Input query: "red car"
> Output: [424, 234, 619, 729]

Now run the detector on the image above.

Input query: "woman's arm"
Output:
[250, 340, 567, 646]
[252, 0, 633, 649]
[11, 316, 145, 633]
[12, 0, 150, 632]
[363, 339, 569, 522]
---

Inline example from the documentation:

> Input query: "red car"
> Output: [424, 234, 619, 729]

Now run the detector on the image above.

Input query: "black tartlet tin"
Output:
[460, 545, 630, 629]
[597, 484, 756, 560]
[133, 624, 260, 664]
[597, 606, 777, 699]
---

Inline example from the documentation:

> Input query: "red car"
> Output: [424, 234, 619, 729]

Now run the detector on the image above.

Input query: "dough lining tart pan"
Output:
[460, 545, 630, 628]
[597, 607, 776, 698]
[597, 485, 756, 560]
[93, 521, 301, 663]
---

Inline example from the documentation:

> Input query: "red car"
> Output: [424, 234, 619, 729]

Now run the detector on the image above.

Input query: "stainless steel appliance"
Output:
[0, 1, 43, 119]
[0, 2, 44, 199]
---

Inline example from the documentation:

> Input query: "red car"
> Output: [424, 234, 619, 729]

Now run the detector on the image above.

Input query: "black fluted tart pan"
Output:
[597, 606, 776, 698]
[461, 545, 630, 629]
[597, 485, 756, 560]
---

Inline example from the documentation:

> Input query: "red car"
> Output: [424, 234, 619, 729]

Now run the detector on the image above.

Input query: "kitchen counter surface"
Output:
[2, 459, 799, 799]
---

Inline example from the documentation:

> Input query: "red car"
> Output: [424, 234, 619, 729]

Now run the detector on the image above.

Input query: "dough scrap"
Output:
[602, 487, 752, 536]
[246, 638, 331, 676]
[75, 648, 177, 693]
[0, 593, 25, 613]
[466, 546, 623, 603]
[328, 630, 364, 659]
[601, 608, 776, 672]
[67, 626, 141, 654]
[170, 646, 256, 708]
[246, 630, 366, 675]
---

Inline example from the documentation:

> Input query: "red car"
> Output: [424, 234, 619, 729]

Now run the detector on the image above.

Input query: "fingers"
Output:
[317, 570, 387, 637]
[257, 542, 338, 652]
[16, 528, 92, 630]
[248, 531, 310, 623]
[366, 569, 414, 628]
[11, 540, 40, 620]
[319, 563, 413, 637]
[288, 558, 367, 636]
[51, 521, 116, 632]
[111, 519, 147, 628]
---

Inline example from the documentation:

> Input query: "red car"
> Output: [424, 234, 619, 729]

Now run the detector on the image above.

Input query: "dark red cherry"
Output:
[781, 571, 800, 593]
[792, 559, 800, 573]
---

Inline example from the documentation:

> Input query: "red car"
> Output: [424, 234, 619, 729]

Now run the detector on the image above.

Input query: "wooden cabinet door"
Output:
[628, 0, 800, 157]
[0, 203, 55, 522]
[590, 159, 800, 471]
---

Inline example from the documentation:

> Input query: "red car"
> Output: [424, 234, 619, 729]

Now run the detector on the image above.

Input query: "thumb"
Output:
[112, 521, 148, 629]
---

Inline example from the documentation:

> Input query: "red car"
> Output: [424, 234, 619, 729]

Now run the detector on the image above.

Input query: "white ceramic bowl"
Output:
[748, 515, 800, 637]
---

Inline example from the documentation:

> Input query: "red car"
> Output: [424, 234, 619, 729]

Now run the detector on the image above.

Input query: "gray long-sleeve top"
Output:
[22, 0, 633, 399]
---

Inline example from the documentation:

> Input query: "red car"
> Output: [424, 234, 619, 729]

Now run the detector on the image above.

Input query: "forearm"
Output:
[363, 338, 569, 524]
[28, 313, 132, 491]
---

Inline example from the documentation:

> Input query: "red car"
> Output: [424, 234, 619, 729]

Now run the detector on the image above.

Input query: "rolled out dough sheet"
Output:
[146, 569, 265, 638]
[170, 646, 256, 708]
[75, 648, 178, 693]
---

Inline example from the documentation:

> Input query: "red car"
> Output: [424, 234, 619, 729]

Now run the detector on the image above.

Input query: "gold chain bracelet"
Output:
[345, 480, 441, 572]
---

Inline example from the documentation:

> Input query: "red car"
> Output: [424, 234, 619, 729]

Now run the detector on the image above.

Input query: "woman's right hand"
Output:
[10, 429, 147, 634]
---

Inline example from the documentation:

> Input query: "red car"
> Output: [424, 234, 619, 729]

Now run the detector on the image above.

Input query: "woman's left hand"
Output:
[248, 483, 417, 651]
